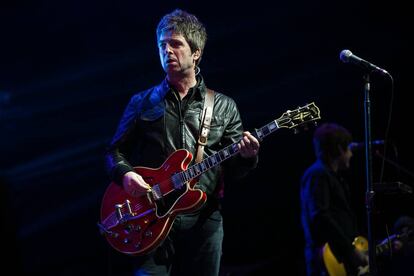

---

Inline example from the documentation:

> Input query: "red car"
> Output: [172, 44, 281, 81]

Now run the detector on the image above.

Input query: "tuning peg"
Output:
[293, 128, 300, 134]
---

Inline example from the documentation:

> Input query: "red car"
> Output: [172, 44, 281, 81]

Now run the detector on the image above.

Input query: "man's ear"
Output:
[193, 49, 201, 62]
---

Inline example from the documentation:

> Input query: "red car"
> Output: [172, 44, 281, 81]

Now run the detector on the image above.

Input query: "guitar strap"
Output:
[195, 88, 215, 163]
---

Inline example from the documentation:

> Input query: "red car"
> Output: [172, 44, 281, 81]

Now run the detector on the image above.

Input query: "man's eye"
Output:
[170, 41, 182, 48]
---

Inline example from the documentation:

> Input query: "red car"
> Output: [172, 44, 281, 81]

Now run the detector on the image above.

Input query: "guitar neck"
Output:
[174, 102, 320, 184]
[179, 119, 281, 182]
[376, 231, 411, 255]
[376, 239, 392, 256]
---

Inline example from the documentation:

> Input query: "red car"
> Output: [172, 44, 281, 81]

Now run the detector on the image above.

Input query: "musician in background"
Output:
[300, 123, 368, 276]
[387, 215, 414, 276]
[104, 9, 259, 276]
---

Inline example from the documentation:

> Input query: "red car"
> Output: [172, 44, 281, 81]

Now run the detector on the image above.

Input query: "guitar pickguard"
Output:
[154, 183, 188, 217]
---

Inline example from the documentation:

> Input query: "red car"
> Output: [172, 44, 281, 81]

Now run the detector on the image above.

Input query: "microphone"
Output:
[339, 49, 389, 75]
[349, 140, 385, 151]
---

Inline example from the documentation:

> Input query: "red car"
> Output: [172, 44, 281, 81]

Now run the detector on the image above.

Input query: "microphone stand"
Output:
[363, 73, 377, 275]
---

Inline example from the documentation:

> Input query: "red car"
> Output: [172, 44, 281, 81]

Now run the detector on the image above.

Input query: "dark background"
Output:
[1, 0, 412, 275]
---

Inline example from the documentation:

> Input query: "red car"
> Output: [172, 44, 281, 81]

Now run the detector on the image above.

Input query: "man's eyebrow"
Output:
[158, 37, 181, 44]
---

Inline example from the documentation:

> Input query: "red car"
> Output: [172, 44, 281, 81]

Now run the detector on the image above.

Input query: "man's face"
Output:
[158, 31, 200, 75]
[339, 146, 353, 170]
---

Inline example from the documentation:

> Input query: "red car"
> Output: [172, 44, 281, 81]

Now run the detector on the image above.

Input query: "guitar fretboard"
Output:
[178, 119, 280, 183]
[170, 102, 320, 187]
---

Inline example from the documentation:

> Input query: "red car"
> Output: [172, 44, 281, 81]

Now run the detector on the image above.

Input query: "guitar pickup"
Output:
[151, 184, 162, 200]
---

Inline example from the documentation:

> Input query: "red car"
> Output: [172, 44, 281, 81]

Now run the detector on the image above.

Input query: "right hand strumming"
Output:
[122, 171, 151, 197]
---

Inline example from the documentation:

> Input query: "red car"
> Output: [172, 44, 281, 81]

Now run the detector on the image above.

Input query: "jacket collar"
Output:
[163, 75, 207, 102]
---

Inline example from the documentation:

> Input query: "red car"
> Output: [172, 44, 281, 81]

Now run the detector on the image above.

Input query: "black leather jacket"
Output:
[105, 75, 258, 197]
[301, 159, 358, 269]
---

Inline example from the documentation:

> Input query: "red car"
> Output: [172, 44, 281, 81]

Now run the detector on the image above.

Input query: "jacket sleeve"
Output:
[220, 97, 258, 180]
[305, 172, 355, 263]
[104, 95, 141, 186]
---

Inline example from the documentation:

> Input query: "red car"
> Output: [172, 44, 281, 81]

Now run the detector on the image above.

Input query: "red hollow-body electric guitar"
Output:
[98, 102, 321, 256]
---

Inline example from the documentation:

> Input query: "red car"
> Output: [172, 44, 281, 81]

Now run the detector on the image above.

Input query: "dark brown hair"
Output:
[313, 123, 352, 162]
[156, 9, 207, 65]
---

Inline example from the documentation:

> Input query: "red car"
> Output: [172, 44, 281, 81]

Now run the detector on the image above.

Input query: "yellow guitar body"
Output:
[322, 236, 369, 276]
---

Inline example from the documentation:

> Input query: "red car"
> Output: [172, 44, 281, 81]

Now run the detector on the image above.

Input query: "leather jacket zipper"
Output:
[174, 92, 186, 149]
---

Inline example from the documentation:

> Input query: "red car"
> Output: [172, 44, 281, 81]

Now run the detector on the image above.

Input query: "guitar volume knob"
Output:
[124, 224, 134, 234]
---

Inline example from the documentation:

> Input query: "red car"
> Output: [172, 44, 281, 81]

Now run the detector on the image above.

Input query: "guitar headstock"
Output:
[276, 102, 321, 132]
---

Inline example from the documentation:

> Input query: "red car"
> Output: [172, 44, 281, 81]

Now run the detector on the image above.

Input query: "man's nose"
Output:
[164, 44, 173, 54]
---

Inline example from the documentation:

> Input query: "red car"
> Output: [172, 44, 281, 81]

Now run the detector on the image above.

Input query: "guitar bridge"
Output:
[115, 199, 135, 223]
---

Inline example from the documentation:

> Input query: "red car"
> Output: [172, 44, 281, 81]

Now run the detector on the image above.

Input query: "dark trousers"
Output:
[134, 209, 224, 276]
